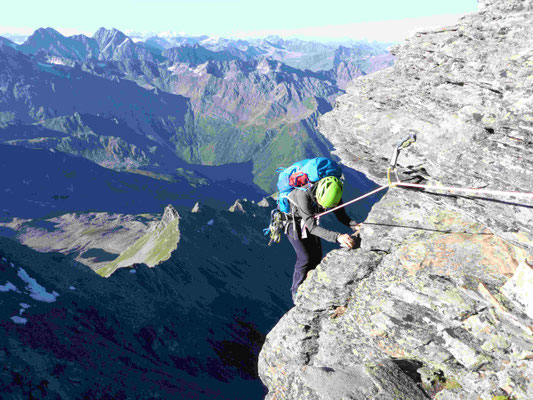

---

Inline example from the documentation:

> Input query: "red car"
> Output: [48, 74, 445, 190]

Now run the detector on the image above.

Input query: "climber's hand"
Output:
[337, 233, 355, 249]
[352, 223, 362, 234]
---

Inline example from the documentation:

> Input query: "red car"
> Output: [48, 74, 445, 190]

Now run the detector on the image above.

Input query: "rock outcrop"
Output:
[159, 204, 181, 228]
[191, 201, 202, 213]
[259, 1, 533, 399]
[96, 205, 181, 276]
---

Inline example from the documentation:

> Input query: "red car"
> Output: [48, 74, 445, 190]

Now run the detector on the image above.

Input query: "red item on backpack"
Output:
[289, 171, 309, 187]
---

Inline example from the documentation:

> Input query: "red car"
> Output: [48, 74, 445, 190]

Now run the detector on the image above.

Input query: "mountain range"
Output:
[0, 27, 394, 192]
[3, 1, 532, 399]
[0, 26, 388, 399]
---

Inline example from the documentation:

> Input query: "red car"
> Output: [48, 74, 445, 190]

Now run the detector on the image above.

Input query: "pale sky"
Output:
[1, 0, 479, 42]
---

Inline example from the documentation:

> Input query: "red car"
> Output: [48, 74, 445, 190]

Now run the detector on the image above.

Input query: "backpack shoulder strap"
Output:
[285, 195, 299, 239]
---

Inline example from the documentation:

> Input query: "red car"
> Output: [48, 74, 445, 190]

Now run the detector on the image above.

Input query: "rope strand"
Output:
[315, 184, 389, 220]
[314, 180, 533, 221]
[396, 182, 533, 199]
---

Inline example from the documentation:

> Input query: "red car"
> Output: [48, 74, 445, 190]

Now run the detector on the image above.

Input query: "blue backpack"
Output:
[276, 157, 342, 213]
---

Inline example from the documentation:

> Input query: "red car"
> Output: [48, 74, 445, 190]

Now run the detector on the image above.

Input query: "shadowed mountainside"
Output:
[0, 199, 295, 399]
[0, 144, 265, 219]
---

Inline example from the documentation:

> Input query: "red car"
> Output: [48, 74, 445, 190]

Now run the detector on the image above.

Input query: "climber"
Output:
[285, 175, 360, 302]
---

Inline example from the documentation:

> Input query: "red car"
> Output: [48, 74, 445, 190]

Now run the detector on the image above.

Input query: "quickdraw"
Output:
[264, 209, 288, 246]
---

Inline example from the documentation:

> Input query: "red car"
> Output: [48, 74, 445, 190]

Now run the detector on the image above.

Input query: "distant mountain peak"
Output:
[23, 27, 64, 46]
[161, 204, 180, 226]
[97, 204, 181, 276]
[18, 27, 99, 61]
[91, 27, 154, 62]
[94, 27, 122, 35]
[36, 27, 62, 37]
[93, 27, 128, 44]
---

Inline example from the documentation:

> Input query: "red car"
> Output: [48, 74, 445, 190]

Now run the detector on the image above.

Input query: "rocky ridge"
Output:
[259, 1, 533, 399]
[0, 199, 296, 399]
[0, 212, 157, 271]
[0, 28, 394, 192]
[97, 204, 181, 276]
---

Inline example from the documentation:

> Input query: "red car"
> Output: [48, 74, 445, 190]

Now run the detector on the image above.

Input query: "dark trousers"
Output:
[286, 224, 323, 301]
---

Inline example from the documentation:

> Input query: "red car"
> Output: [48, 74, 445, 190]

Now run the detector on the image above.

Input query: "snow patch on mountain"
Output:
[10, 316, 27, 324]
[200, 37, 222, 45]
[0, 282, 19, 292]
[47, 56, 68, 65]
[17, 267, 59, 302]
[192, 63, 207, 75]
[256, 60, 271, 74]
[19, 303, 30, 313]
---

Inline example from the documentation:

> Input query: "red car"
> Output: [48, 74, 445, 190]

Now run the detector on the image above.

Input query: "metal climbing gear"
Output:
[264, 209, 288, 246]
[388, 132, 416, 186]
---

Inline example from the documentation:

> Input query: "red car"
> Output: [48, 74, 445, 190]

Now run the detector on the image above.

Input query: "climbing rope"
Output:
[394, 182, 533, 199]
[314, 184, 390, 222]
[314, 134, 533, 223]
[315, 176, 533, 224]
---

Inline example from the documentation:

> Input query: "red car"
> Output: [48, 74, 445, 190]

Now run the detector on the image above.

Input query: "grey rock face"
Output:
[229, 199, 246, 213]
[319, 0, 533, 252]
[257, 197, 271, 207]
[260, 1, 533, 399]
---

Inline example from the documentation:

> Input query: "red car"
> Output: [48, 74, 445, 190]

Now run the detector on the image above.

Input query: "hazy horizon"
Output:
[1, 0, 478, 43]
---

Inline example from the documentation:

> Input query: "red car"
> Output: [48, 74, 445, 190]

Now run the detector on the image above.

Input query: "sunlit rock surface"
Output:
[259, 1, 533, 399]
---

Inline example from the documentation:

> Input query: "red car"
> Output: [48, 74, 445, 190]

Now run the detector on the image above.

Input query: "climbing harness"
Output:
[314, 132, 533, 224]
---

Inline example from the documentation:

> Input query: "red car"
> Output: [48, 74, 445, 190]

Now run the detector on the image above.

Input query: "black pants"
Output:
[286, 223, 322, 301]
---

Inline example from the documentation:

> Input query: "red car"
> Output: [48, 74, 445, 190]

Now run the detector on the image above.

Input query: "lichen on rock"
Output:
[259, 0, 533, 398]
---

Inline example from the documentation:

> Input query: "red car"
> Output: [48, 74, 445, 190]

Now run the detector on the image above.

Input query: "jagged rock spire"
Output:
[229, 199, 245, 213]
[191, 202, 201, 213]
[257, 197, 271, 208]
[161, 204, 180, 227]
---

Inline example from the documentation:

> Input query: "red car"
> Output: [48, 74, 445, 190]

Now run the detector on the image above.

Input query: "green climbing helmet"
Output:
[315, 176, 343, 208]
